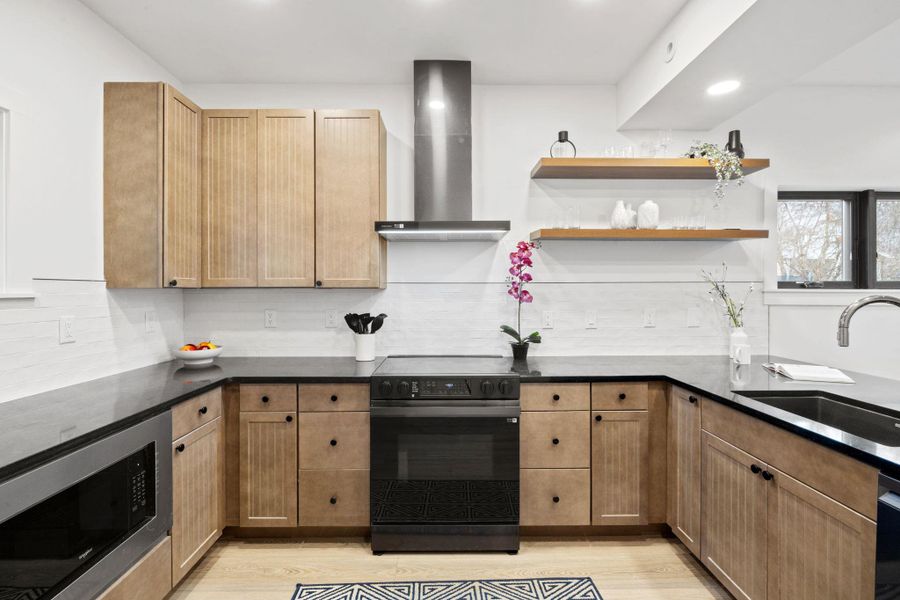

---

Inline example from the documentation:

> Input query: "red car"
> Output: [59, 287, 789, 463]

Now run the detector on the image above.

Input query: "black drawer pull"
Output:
[618, 393, 627, 400]
[750, 464, 761, 474]
[688, 395, 698, 404]
[330, 496, 337, 505]
[552, 394, 560, 401]
[552, 496, 560, 503]
[175, 444, 185, 453]
[261, 395, 269, 403]
[331, 395, 338, 402]
[762, 470, 774, 481]
[330, 439, 337, 446]
[168, 279, 178, 287]
[315, 280, 323, 287]
[198, 406, 208, 415]
[286, 415, 293, 422]
[552, 438, 560, 445]
[595, 415, 602, 422]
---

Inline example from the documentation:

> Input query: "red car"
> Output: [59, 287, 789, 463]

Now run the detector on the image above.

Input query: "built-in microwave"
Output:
[0, 411, 172, 599]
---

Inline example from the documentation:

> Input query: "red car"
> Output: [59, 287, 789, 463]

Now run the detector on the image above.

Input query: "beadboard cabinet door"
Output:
[202, 110, 258, 287]
[314, 109, 386, 288]
[239, 411, 298, 527]
[257, 109, 316, 287]
[591, 411, 649, 525]
[667, 387, 701, 556]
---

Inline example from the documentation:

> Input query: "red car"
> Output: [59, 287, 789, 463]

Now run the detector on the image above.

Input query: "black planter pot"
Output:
[511, 343, 530, 361]
[726, 130, 745, 158]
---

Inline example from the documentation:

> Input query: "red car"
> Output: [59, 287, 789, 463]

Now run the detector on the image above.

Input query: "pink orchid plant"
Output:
[501, 240, 542, 348]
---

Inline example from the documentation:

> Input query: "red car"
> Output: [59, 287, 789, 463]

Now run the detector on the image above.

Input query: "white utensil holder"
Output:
[354, 333, 376, 362]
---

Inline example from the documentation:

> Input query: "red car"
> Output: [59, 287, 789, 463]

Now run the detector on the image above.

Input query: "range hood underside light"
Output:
[375, 221, 510, 241]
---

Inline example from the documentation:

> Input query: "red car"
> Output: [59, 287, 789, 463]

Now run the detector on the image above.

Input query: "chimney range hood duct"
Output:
[375, 60, 509, 241]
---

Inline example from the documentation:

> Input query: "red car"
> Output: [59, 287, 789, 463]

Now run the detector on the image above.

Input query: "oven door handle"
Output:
[370, 406, 520, 419]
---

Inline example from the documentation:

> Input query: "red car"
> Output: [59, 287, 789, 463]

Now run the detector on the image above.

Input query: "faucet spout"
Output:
[837, 295, 900, 347]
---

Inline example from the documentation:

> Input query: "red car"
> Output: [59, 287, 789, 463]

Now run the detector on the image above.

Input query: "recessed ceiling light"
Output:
[707, 80, 741, 96]
[428, 100, 446, 110]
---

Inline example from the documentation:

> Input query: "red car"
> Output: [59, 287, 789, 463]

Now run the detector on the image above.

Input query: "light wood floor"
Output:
[170, 536, 731, 600]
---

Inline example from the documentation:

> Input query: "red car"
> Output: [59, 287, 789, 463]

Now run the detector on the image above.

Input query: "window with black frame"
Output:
[777, 190, 899, 289]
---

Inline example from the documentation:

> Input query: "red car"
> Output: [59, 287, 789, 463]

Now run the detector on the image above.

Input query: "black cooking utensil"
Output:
[361, 314, 375, 333]
[344, 313, 361, 334]
[370, 313, 387, 334]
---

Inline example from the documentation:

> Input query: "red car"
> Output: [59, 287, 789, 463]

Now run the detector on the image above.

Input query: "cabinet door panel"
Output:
[520, 468, 591, 526]
[299, 412, 369, 470]
[767, 468, 875, 600]
[315, 109, 385, 288]
[172, 418, 222, 584]
[202, 109, 258, 287]
[163, 85, 201, 288]
[591, 411, 648, 525]
[520, 411, 590, 469]
[701, 432, 768, 600]
[239, 411, 297, 527]
[258, 109, 315, 287]
[299, 469, 369, 526]
[667, 387, 701, 556]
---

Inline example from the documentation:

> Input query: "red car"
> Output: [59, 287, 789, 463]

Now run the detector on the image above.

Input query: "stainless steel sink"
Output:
[736, 391, 900, 447]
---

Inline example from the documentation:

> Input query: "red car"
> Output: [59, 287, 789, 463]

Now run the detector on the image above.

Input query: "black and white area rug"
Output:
[292, 577, 603, 600]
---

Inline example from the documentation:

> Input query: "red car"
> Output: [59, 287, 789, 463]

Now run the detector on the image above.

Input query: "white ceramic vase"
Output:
[610, 201, 630, 229]
[637, 200, 660, 229]
[626, 203, 637, 228]
[728, 327, 748, 359]
[354, 333, 376, 362]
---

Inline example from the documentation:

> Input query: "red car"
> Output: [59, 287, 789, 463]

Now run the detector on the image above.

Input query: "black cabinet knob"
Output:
[330, 439, 337, 446]
[552, 394, 560, 401]
[261, 395, 269, 403]
[198, 406, 208, 415]
[315, 280, 323, 287]
[688, 396, 698, 404]
[552, 438, 560, 445]
[331, 395, 338, 402]
[168, 279, 178, 287]
[762, 470, 774, 481]
[175, 444, 185, 453]
[330, 496, 337, 505]
[618, 393, 627, 400]
[286, 415, 293, 422]
[595, 415, 602, 422]
[750, 464, 761, 474]
[552, 496, 560, 503]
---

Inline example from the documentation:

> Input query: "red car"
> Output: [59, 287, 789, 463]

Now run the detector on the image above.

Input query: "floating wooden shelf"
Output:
[530, 157, 770, 180]
[530, 228, 770, 241]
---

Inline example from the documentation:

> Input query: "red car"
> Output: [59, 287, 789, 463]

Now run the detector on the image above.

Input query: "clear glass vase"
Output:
[550, 131, 576, 158]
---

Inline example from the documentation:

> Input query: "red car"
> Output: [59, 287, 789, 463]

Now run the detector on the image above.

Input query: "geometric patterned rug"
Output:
[292, 578, 603, 600]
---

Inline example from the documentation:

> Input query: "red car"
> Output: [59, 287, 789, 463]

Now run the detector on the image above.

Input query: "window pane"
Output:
[877, 198, 900, 283]
[777, 199, 850, 283]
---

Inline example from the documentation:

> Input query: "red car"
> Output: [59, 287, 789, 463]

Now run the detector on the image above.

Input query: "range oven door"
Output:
[370, 404, 519, 551]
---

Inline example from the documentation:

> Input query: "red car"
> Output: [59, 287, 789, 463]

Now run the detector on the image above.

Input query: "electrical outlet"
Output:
[264, 309, 277, 328]
[642, 308, 657, 328]
[144, 310, 157, 334]
[585, 310, 598, 329]
[686, 307, 702, 328]
[542, 310, 554, 329]
[325, 309, 339, 328]
[59, 316, 75, 344]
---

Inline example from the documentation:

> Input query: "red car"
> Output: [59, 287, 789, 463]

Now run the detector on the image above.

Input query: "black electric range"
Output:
[369, 356, 521, 553]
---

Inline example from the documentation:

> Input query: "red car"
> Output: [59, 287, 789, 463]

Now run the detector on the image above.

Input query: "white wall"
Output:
[714, 85, 900, 378]
[184, 83, 768, 357]
[0, 0, 185, 402]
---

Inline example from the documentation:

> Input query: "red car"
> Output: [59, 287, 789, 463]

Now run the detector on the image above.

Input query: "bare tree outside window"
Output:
[876, 198, 900, 283]
[777, 199, 850, 283]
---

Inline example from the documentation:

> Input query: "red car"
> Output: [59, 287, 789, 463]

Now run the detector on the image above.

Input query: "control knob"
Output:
[378, 380, 392, 397]
[498, 379, 512, 396]
[397, 381, 411, 397]
[480, 380, 495, 396]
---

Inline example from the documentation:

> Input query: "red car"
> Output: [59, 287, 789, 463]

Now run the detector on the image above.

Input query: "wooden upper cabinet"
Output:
[667, 387, 701, 556]
[202, 110, 259, 287]
[104, 82, 200, 288]
[315, 109, 387, 288]
[591, 410, 649, 525]
[257, 110, 316, 287]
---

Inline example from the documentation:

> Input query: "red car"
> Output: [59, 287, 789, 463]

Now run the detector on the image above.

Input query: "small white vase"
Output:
[610, 201, 630, 229]
[728, 327, 748, 359]
[626, 203, 637, 229]
[637, 200, 659, 229]
[354, 333, 376, 362]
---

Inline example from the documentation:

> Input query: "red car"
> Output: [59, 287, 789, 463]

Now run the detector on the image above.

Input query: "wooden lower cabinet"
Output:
[96, 536, 172, 600]
[701, 432, 769, 600]
[239, 411, 298, 527]
[591, 410, 649, 525]
[520, 469, 591, 526]
[767, 467, 876, 600]
[667, 387, 701, 556]
[171, 418, 223, 585]
[520, 411, 590, 469]
[299, 469, 370, 526]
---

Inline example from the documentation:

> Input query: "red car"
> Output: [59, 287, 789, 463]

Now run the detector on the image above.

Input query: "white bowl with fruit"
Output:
[173, 341, 223, 368]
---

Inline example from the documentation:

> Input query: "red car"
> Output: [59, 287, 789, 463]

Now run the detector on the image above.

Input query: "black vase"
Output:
[726, 130, 745, 158]
[511, 343, 529, 361]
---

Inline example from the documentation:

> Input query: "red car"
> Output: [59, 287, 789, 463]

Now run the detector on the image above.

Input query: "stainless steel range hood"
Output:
[376, 60, 509, 242]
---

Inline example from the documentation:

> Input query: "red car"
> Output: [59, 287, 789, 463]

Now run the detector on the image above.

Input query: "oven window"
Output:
[0, 443, 156, 599]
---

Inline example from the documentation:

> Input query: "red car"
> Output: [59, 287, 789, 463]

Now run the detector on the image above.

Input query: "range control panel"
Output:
[371, 376, 519, 400]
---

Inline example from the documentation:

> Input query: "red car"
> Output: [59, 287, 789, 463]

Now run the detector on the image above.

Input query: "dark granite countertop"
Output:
[2, 353, 899, 482]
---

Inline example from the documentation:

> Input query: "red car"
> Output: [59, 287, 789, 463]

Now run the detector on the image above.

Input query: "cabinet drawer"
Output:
[592, 382, 649, 410]
[520, 469, 591, 526]
[172, 388, 222, 441]
[520, 411, 590, 469]
[299, 383, 368, 412]
[96, 536, 171, 600]
[520, 383, 590, 411]
[239, 384, 297, 412]
[299, 469, 369, 526]
[299, 412, 369, 470]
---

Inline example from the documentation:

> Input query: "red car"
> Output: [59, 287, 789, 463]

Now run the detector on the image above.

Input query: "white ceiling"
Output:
[798, 19, 900, 86]
[79, 0, 689, 85]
